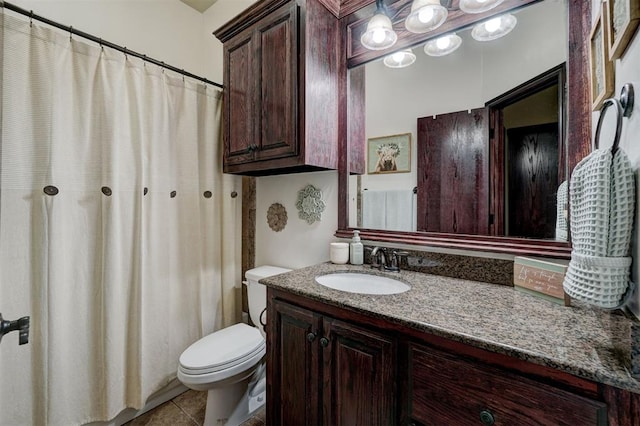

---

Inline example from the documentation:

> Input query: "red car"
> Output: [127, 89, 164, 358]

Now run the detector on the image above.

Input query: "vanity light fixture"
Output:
[383, 49, 417, 68]
[423, 33, 462, 56]
[471, 13, 517, 41]
[361, 0, 398, 51]
[405, 0, 448, 34]
[459, 0, 505, 14]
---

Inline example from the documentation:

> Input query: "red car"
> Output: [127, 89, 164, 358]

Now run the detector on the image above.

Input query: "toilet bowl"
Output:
[177, 265, 291, 426]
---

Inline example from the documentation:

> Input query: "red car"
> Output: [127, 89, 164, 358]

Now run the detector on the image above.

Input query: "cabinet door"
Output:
[223, 25, 256, 167]
[268, 299, 322, 426]
[408, 343, 607, 426]
[322, 317, 396, 425]
[255, 2, 299, 161]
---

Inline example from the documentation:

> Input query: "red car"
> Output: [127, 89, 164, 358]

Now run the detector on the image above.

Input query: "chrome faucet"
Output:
[369, 247, 409, 272]
[370, 246, 387, 270]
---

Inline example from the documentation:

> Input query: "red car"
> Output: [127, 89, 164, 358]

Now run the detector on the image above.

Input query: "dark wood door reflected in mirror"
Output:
[337, 0, 592, 259]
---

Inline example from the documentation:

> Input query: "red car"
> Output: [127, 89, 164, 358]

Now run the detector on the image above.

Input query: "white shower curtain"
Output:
[0, 10, 239, 425]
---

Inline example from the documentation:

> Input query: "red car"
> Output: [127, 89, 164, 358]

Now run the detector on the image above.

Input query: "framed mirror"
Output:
[336, 0, 592, 258]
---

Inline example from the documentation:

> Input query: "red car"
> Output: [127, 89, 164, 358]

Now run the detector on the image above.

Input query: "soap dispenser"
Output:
[350, 230, 364, 265]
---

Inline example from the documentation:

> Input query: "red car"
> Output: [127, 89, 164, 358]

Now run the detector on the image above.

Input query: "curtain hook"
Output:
[69, 26, 73, 42]
[182, 70, 185, 83]
[161, 62, 165, 73]
[123, 47, 128, 60]
[99, 38, 103, 51]
[29, 10, 33, 27]
[143, 54, 146, 67]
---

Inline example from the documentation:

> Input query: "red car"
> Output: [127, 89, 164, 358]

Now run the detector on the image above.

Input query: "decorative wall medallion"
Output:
[267, 203, 288, 232]
[296, 184, 325, 224]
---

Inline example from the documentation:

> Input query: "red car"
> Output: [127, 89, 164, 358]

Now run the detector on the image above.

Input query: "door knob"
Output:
[0, 313, 30, 345]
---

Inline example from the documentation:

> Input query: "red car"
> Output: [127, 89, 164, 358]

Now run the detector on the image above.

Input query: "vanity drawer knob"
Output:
[479, 410, 495, 425]
[306, 332, 316, 342]
[319, 337, 329, 347]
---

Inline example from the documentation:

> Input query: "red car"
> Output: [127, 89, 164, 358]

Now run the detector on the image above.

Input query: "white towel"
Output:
[563, 148, 635, 308]
[385, 190, 416, 232]
[362, 190, 386, 229]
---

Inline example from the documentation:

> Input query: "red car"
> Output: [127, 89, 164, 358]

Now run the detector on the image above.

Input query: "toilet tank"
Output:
[245, 265, 291, 333]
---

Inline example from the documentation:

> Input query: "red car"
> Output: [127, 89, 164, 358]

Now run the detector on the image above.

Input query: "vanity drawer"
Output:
[408, 343, 607, 426]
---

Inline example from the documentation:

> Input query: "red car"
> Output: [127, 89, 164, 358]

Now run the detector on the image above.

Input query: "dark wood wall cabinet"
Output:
[267, 288, 639, 425]
[215, 0, 360, 176]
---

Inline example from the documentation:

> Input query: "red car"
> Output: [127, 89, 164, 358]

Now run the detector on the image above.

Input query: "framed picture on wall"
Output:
[606, 0, 640, 60]
[589, 3, 615, 111]
[367, 133, 411, 174]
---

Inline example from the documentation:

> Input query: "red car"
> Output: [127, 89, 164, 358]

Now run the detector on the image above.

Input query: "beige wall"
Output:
[589, 0, 640, 318]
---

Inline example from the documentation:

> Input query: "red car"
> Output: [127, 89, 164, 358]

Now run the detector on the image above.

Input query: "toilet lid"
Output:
[179, 323, 265, 374]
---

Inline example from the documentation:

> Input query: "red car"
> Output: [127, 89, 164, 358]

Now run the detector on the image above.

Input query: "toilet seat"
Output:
[178, 323, 265, 384]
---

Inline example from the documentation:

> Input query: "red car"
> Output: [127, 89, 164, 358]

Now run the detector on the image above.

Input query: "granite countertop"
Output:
[261, 262, 640, 394]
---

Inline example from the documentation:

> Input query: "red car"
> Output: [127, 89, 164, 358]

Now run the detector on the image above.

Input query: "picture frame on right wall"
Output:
[590, 3, 615, 111]
[606, 0, 640, 60]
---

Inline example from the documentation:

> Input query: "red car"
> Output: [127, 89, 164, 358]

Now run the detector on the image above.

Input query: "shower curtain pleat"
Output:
[0, 10, 236, 425]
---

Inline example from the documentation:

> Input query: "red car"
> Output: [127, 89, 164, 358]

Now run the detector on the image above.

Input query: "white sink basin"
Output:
[315, 272, 410, 295]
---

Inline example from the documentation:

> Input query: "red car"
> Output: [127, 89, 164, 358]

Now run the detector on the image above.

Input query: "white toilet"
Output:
[177, 265, 291, 426]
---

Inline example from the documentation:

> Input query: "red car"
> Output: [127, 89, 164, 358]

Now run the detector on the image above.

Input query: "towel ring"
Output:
[594, 98, 623, 154]
[594, 83, 635, 154]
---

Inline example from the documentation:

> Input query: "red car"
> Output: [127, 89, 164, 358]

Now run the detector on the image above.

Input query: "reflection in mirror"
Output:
[348, 0, 568, 241]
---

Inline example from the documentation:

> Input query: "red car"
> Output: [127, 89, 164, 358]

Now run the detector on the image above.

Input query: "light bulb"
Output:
[392, 52, 405, 63]
[485, 17, 502, 33]
[477, 0, 488, 3]
[372, 28, 386, 44]
[418, 7, 435, 24]
[436, 36, 451, 50]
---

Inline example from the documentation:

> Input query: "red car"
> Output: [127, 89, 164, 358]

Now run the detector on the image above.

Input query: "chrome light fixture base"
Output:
[405, 0, 448, 34]
[383, 49, 417, 68]
[459, 0, 505, 14]
[424, 33, 462, 56]
[471, 13, 517, 41]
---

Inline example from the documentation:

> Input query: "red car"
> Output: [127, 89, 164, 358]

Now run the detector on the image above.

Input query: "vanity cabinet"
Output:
[214, 0, 348, 176]
[407, 342, 607, 425]
[267, 287, 640, 426]
[267, 298, 396, 425]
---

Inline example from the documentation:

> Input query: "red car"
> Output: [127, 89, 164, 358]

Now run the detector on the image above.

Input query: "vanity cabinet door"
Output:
[268, 297, 396, 425]
[407, 343, 607, 426]
[322, 317, 396, 425]
[268, 299, 322, 426]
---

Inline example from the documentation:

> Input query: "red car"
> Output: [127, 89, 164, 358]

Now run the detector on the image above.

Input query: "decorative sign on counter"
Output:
[513, 257, 569, 305]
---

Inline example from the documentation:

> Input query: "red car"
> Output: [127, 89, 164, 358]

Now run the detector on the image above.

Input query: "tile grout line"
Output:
[170, 400, 201, 426]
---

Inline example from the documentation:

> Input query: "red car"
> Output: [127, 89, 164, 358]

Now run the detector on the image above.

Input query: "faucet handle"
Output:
[387, 251, 410, 272]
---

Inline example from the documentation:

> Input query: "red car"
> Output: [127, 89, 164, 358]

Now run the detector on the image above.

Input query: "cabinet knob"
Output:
[479, 410, 495, 425]
[306, 332, 316, 342]
[319, 337, 329, 347]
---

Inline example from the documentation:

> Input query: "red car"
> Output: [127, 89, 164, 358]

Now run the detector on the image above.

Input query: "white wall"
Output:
[588, 0, 640, 317]
[9, 0, 206, 75]
[256, 171, 339, 269]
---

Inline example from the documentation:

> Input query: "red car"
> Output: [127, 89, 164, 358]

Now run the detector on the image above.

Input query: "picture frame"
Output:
[589, 3, 615, 111]
[367, 133, 411, 174]
[606, 0, 640, 60]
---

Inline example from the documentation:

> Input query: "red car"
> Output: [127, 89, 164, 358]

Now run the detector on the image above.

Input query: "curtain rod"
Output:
[0, 1, 223, 89]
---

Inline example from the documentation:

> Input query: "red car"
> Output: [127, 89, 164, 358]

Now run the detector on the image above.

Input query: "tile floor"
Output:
[124, 390, 265, 426]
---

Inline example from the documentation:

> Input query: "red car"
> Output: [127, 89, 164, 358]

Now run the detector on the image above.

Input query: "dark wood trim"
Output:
[214, 0, 292, 42]
[241, 176, 256, 317]
[486, 64, 566, 239]
[567, 0, 592, 174]
[335, 228, 572, 258]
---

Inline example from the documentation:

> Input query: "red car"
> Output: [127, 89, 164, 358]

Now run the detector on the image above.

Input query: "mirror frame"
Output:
[336, 0, 592, 259]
